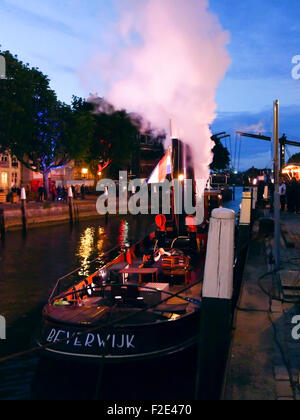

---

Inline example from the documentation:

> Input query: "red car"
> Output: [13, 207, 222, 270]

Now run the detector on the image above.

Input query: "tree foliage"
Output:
[0, 50, 92, 196]
[288, 153, 300, 164]
[75, 97, 139, 180]
[210, 136, 230, 172]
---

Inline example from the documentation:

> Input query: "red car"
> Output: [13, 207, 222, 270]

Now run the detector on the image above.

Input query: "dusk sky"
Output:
[1, 0, 300, 170]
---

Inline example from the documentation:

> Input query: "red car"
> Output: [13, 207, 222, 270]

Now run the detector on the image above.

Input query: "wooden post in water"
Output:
[0, 208, 5, 241]
[196, 208, 235, 400]
[21, 187, 27, 234]
[252, 186, 258, 211]
[68, 187, 74, 225]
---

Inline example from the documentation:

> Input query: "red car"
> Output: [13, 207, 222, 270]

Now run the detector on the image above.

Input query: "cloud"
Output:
[0, 0, 86, 40]
[238, 121, 266, 135]
[212, 104, 300, 170]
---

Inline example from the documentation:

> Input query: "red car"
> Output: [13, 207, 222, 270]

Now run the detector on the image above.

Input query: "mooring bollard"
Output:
[240, 191, 252, 226]
[196, 208, 235, 400]
[21, 187, 27, 234]
[263, 185, 269, 201]
[0, 208, 5, 241]
[68, 187, 74, 225]
[239, 191, 252, 245]
[252, 186, 258, 211]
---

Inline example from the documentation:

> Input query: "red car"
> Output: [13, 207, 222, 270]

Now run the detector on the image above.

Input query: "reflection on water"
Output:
[77, 227, 95, 277]
[119, 220, 130, 248]
[0, 215, 154, 400]
[77, 226, 108, 277]
[97, 227, 105, 254]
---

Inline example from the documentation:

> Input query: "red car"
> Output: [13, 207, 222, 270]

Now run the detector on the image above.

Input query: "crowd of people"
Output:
[253, 176, 300, 214]
[38, 184, 88, 202]
[279, 177, 300, 213]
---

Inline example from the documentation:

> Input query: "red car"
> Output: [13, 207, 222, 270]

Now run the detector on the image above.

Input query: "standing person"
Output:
[288, 178, 298, 213]
[52, 185, 57, 202]
[279, 179, 287, 212]
[38, 185, 44, 202]
[62, 186, 67, 203]
[269, 181, 274, 213]
[296, 180, 300, 214]
[81, 184, 86, 200]
[57, 185, 62, 201]
[76, 184, 80, 199]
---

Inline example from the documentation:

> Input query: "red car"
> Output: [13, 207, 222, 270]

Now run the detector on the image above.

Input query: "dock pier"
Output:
[223, 211, 300, 400]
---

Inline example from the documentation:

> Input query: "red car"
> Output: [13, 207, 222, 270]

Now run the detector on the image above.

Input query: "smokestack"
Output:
[172, 138, 186, 235]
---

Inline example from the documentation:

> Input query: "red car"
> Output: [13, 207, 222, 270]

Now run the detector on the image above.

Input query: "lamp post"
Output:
[273, 100, 280, 269]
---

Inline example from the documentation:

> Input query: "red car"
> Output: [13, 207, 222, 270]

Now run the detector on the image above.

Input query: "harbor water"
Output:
[0, 188, 243, 400]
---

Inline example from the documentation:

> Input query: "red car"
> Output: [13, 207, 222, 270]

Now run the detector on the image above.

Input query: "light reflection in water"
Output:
[97, 227, 105, 254]
[77, 227, 95, 276]
[119, 220, 130, 248]
[76, 221, 131, 278]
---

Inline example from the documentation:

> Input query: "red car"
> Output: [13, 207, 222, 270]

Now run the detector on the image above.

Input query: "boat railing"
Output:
[48, 230, 157, 303]
[48, 282, 202, 308]
[48, 245, 123, 303]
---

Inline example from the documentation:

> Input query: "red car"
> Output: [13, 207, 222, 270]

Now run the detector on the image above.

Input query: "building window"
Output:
[11, 156, 19, 168]
[1, 172, 8, 190]
[12, 173, 18, 186]
[1, 154, 8, 163]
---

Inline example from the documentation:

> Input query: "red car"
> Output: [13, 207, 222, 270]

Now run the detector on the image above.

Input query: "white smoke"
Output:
[88, 0, 230, 194]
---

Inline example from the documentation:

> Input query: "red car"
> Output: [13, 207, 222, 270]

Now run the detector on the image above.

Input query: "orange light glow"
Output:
[282, 164, 300, 180]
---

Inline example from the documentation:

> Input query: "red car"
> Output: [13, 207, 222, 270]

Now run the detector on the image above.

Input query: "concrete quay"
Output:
[0, 197, 101, 232]
[224, 212, 300, 400]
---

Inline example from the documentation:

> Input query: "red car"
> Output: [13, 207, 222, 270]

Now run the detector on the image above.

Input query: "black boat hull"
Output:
[38, 310, 201, 363]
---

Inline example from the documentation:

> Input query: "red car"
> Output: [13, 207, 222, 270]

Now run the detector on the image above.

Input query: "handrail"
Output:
[48, 282, 202, 307]
[48, 229, 156, 303]
[48, 244, 123, 303]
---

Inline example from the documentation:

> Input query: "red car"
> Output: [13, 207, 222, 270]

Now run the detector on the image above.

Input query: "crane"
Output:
[236, 131, 300, 170]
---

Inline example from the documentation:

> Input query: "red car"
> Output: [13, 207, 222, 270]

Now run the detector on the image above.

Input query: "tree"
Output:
[0, 50, 93, 197]
[288, 153, 300, 164]
[210, 136, 230, 172]
[79, 97, 139, 182]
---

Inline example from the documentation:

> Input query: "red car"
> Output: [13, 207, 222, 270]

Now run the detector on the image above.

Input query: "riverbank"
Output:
[224, 212, 300, 400]
[0, 197, 101, 232]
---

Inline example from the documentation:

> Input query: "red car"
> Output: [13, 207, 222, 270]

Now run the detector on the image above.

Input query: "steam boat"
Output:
[38, 139, 222, 362]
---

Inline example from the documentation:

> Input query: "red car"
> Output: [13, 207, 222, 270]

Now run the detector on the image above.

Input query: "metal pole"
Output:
[273, 100, 280, 269]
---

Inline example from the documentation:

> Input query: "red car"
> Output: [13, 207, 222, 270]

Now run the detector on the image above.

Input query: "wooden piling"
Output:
[195, 208, 236, 400]
[0, 208, 5, 241]
[68, 187, 74, 225]
[252, 186, 258, 211]
[20, 187, 27, 234]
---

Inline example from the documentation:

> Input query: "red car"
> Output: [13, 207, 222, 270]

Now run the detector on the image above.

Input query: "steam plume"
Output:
[89, 0, 230, 192]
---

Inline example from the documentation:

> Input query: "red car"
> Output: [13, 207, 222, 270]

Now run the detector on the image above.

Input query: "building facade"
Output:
[21, 160, 95, 191]
[0, 152, 21, 192]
